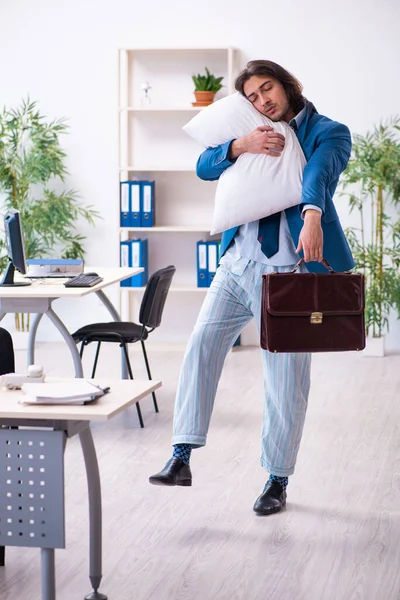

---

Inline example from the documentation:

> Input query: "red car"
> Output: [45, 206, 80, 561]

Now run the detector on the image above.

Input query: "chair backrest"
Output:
[139, 265, 176, 329]
[0, 327, 15, 375]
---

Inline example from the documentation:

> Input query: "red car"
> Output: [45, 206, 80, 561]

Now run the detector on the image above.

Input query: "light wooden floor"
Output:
[1, 343, 400, 600]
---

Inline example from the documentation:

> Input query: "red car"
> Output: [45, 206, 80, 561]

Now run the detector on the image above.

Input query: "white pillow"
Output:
[183, 92, 306, 235]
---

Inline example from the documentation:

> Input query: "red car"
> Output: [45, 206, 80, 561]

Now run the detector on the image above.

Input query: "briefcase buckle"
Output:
[310, 312, 323, 324]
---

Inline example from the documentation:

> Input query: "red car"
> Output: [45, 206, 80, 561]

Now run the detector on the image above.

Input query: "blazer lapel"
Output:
[296, 101, 318, 154]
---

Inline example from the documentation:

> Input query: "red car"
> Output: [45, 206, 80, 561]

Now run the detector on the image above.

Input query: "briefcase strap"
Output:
[291, 258, 335, 273]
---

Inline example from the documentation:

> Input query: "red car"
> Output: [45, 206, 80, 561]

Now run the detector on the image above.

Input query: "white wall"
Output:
[1, 0, 399, 349]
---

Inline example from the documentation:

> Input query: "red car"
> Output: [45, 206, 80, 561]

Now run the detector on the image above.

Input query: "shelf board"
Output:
[121, 106, 203, 112]
[120, 226, 210, 233]
[121, 284, 209, 292]
[121, 47, 236, 52]
[121, 166, 196, 172]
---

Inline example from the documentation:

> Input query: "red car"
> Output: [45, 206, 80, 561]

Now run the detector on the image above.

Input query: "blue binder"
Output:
[141, 181, 155, 227]
[120, 240, 133, 287]
[207, 241, 219, 287]
[130, 238, 148, 287]
[120, 182, 131, 227]
[130, 181, 142, 227]
[196, 241, 208, 288]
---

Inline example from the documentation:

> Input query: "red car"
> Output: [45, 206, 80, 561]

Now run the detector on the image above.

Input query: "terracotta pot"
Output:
[192, 91, 215, 107]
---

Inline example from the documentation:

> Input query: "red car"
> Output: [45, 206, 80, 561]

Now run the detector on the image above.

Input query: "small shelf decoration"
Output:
[192, 67, 224, 107]
[140, 81, 152, 106]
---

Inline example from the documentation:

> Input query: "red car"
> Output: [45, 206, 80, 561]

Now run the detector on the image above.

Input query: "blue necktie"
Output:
[258, 211, 281, 258]
[258, 118, 298, 258]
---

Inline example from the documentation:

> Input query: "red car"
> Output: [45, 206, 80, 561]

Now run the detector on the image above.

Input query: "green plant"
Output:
[340, 116, 400, 338]
[0, 98, 100, 330]
[192, 67, 224, 93]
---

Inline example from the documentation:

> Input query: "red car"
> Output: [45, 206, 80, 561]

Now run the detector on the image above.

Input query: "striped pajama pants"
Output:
[172, 259, 311, 477]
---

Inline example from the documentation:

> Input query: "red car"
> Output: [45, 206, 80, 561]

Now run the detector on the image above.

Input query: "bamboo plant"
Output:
[0, 98, 100, 331]
[341, 116, 400, 338]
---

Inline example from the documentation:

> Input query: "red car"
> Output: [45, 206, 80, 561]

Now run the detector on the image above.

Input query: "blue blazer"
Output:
[196, 102, 355, 274]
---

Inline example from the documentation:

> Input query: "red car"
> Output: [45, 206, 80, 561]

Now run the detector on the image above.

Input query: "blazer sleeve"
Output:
[196, 141, 236, 181]
[300, 123, 352, 214]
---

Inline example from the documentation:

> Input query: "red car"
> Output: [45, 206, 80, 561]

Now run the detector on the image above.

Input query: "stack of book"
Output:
[20, 381, 109, 405]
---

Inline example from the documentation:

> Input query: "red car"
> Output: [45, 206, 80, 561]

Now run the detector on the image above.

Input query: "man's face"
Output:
[243, 75, 294, 122]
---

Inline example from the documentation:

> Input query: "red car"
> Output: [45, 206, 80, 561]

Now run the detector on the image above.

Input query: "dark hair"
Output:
[235, 60, 305, 114]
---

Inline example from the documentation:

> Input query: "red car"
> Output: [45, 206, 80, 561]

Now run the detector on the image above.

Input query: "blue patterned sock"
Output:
[269, 474, 289, 490]
[172, 443, 192, 465]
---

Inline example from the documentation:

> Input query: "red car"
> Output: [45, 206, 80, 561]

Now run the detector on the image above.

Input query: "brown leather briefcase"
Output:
[260, 259, 366, 353]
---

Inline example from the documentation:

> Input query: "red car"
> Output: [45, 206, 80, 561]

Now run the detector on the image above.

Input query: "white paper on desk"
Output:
[20, 395, 92, 405]
[21, 381, 105, 404]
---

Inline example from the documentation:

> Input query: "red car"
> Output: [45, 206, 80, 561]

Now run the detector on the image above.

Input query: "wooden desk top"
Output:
[0, 378, 161, 421]
[0, 267, 143, 299]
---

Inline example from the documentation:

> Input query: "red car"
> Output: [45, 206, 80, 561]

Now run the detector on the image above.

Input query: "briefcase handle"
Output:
[291, 258, 335, 273]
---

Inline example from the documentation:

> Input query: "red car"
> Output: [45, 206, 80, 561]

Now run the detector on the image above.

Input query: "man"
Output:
[149, 60, 354, 515]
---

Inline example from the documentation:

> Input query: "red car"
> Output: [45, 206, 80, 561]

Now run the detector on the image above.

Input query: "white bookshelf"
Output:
[118, 46, 240, 342]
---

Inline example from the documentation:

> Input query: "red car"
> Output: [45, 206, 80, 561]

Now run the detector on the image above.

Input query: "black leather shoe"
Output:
[253, 480, 287, 515]
[149, 458, 192, 487]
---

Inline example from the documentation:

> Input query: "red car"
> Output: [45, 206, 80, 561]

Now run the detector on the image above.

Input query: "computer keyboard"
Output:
[64, 273, 103, 288]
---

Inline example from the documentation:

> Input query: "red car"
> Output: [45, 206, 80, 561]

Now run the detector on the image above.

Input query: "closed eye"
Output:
[247, 82, 273, 104]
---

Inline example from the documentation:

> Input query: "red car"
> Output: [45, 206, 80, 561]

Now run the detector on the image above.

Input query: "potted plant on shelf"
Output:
[340, 116, 400, 356]
[192, 67, 224, 107]
[0, 98, 100, 341]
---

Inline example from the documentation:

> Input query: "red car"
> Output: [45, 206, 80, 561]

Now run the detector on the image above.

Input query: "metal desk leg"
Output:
[95, 289, 128, 379]
[41, 548, 56, 600]
[95, 290, 121, 322]
[27, 310, 84, 378]
[79, 427, 107, 600]
[27, 313, 43, 366]
[45, 308, 84, 378]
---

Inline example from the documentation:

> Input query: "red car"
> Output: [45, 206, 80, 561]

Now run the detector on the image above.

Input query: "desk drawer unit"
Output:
[0, 428, 66, 549]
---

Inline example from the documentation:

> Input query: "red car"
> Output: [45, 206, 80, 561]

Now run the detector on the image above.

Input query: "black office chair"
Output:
[72, 265, 176, 428]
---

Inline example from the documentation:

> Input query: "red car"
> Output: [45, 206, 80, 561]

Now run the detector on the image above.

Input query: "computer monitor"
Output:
[0, 209, 31, 287]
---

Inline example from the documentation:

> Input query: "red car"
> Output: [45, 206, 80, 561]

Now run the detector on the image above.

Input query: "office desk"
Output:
[0, 267, 142, 378]
[0, 269, 142, 599]
[0, 377, 162, 600]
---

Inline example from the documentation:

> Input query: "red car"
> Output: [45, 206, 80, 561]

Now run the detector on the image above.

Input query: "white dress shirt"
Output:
[221, 105, 322, 268]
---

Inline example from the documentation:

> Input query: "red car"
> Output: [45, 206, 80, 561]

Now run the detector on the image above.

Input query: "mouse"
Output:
[85, 272, 99, 277]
